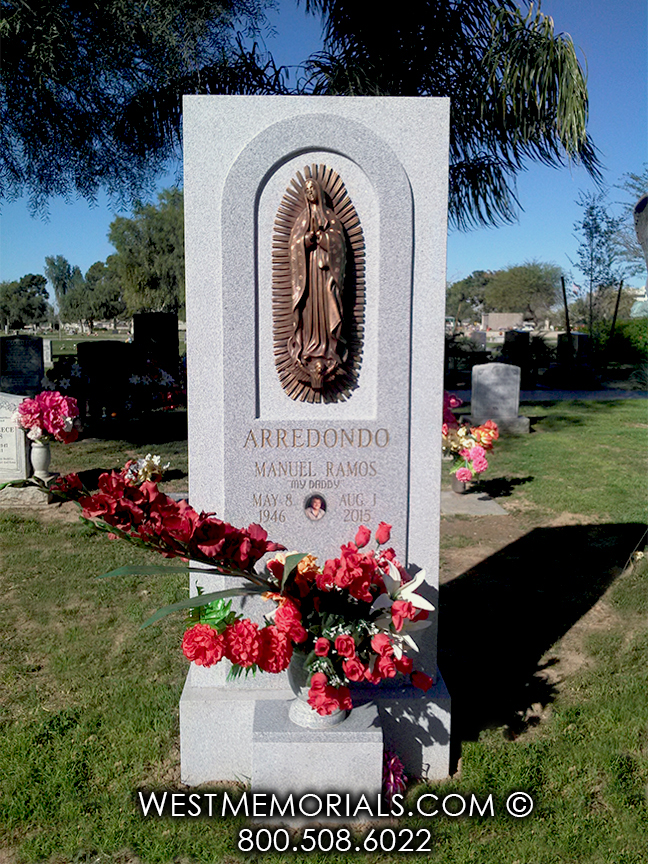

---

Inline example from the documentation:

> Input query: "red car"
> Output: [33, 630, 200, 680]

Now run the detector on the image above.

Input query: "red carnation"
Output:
[334, 634, 356, 659]
[274, 600, 307, 644]
[257, 626, 293, 673]
[182, 623, 226, 667]
[224, 619, 261, 667]
[354, 525, 371, 549]
[411, 671, 434, 692]
[375, 522, 392, 545]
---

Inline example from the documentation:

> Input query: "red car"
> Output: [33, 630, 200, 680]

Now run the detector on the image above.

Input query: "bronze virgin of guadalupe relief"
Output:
[272, 165, 365, 402]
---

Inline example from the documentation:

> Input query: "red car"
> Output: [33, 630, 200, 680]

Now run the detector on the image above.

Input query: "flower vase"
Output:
[30, 440, 54, 482]
[287, 652, 348, 728]
[451, 473, 470, 494]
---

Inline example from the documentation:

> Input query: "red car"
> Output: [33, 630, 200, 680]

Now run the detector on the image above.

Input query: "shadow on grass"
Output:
[473, 475, 534, 498]
[438, 522, 646, 768]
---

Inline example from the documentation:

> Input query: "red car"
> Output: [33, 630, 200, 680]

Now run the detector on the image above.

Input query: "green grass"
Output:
[449, 400, 648, 524]
[2, 398, 648, 861]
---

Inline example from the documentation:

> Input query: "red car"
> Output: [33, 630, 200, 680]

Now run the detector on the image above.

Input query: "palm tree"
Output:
[298, 0, 601, 229]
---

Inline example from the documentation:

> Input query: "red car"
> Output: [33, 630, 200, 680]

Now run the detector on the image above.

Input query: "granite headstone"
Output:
[0, 392, 29, 482]
[181, 95, 451, 787]
[0, 336, 44, 396]
[470, 362, 529, 434]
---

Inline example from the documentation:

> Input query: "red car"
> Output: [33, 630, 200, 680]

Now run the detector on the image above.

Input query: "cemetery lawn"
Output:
[1, 398, 647, 862]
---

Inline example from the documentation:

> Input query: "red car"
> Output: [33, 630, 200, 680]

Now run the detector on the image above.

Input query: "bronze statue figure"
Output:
[272, 165, 365, 403]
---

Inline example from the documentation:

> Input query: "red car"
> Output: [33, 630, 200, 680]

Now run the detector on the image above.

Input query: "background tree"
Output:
[0, 273, 50, 330]
[1, 1, 600, 230]
[300, 0, 600, 228]
[445, 270, 493, 321]
[0, 0, 273, 211]
[614, 165, 648, 279]
[483, 261, 563, 321]
[572, 191, 624, 338]
[108, 188, 185, 315]
[85, 260, 127, 326]
[44, 255, 84, 309]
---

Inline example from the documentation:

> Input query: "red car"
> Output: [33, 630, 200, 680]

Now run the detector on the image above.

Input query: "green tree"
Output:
[572, 191, 624, 338]
[44, 255, 84, 307]
[300, 1, 600, 228]
[108, 188, 185, 315]
[483, 261, 563, 320]
[445, 270, 492, 321]
[0, 273, 50, 329]
[614, 166, 648, 278]
[0, 0, 273, 210]
[2, 1, 600, 231]
[85, 260, 127, 326]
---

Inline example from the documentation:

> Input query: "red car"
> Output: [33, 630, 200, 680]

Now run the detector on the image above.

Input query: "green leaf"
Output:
[99, 564, 227, 579]
[140, 586, 264, 629]
[280, 552, 308, 591]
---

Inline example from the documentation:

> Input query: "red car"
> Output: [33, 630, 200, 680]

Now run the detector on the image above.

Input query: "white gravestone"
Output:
[470, 363, 530, 434]
[182, 95, 451, 787]
[0, 392, 29, 482]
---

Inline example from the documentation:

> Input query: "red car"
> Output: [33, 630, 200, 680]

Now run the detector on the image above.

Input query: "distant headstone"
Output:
[0, 336, 44, 396]
[76, 341, 133, 420]
[557, 332, 591, 365]
[133, 312, 179, 374]
[470, 363, 529, 434]
[469, 330, 487, 349]
[43, 339, 53, 366]
[181, 95, 452, 787]
[0, 392, 29, 481]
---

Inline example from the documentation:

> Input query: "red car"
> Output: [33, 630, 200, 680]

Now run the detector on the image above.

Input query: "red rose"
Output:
[314, 637, 330, 657]
[224, 619, 261, 667]
[354, 525, 371, 549]
[79, 493, 117, 519]
[343, 657, 366, 682]
[307, 677, 353, 716]
[411, 671, 434, 692]
[257, 626, 293, 673]
[364, 658, 383, 685]
[375, 522, 392, 545]
[182, 623, 226, 667]
[334, 634, 356, 659]
[371, 633, 394, 657]
[390, 600, 421, 632]
[395, 655, 413, 674]
[377, 653, 397, 678]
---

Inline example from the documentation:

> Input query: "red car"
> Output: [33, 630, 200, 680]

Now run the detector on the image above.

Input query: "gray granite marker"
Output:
[470, 363, 530, 434]
[181, 95, 451, 787]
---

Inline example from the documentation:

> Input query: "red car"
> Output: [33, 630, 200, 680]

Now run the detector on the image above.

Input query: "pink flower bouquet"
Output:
[15, 391, 80, 443]
[442, 391, 499, 483]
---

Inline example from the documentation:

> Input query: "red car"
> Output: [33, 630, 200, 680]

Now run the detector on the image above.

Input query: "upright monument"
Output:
[182, 96, 451, 786]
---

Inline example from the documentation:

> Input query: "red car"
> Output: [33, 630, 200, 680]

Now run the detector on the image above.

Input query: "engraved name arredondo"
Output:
[272, 165, 365, 403]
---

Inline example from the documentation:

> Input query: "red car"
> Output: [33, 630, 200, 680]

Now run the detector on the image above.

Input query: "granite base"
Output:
[179, 668, 451, 786]
[252, 700, 383, 796]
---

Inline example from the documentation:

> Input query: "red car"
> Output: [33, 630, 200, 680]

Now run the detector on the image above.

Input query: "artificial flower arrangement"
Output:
[14, 390, 81, 443]
[442, 391, 499, 483]
[51, 463, 436, 716]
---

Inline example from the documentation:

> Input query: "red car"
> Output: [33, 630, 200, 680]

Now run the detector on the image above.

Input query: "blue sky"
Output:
[1, 0, 646, 292]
